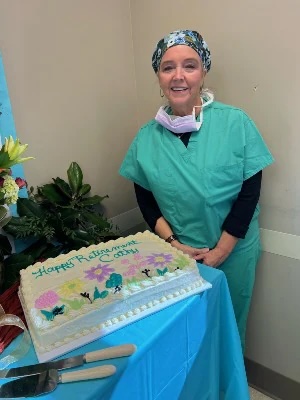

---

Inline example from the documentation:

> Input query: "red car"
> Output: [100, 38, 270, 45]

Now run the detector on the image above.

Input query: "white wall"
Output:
[0, 0, 139, 218]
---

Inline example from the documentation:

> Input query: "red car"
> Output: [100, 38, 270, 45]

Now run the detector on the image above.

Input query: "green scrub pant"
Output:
[219, 242, 261, 353]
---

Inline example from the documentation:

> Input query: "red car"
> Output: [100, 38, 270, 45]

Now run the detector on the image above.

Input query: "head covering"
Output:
[152, 30, 211, 73]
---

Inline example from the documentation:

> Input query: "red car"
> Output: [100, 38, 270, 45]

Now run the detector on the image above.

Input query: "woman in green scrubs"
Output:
[119, 30, 274, 352]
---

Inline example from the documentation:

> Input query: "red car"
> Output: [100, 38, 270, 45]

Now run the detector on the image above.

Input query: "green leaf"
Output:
[0, 205, 8, 221]
[67, 237, 91, 249]
[22, 241, 63, 262]
[105, 273, 122, 288]
[81, 211, 111, 229]
[17, 198, 45, 218]
[0, 205, 6, 218]
[4, 253, 34, 268]
[0, 234, 12, 255]
[66, 229, 94, 249]
[157, 267, 168, 276]
[22, 239, 49, 259]
[52, 177, 72, 198]
[0, 151, 11, 169]
[40, 244, 64, 260]
[59, 208, 79, 225]
[79, 195, 108, 206]
[3, 216, 29, 236]
[67, 162, 83, 195]
[0, 216, 11, 229]
[39, 184, 70, 205]
[94, 288, 109, 300]
[78, 184, 91, 197]
[3, 254, 34, 291]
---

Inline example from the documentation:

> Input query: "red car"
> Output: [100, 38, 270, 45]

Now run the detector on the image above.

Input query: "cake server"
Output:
[0, 343, 136, 379]
[0, 364, 116, 398]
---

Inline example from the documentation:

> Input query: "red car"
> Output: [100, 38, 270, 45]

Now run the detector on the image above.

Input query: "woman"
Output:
[119, 29, 274, 352]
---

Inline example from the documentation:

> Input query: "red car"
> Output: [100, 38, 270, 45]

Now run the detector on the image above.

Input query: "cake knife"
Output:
[0, 343, 136, 379]
[0, 365, 116, 398]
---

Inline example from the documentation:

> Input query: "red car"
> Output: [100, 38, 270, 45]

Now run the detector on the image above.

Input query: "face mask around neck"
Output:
[155, 92, 214, 135]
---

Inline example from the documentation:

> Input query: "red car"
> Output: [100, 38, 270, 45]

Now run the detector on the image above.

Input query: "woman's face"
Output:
[158, 45, 206, 116]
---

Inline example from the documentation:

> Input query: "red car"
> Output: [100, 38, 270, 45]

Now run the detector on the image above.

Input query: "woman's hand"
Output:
[200, 247, 230, 268]
[201, 231, 238, 268]
[171, 241, 209, 260]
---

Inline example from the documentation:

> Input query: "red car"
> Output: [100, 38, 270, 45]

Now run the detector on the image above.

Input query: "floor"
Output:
[250, 387, 274, 399]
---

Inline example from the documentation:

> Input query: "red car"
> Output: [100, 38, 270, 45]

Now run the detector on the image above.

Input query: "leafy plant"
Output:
[2, 161, 119, 291]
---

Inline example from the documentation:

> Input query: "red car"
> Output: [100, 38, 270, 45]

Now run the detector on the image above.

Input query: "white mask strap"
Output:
[192, 106, 203, 130]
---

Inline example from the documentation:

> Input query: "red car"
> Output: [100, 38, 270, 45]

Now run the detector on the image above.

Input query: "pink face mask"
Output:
[155, 93, 214, 134]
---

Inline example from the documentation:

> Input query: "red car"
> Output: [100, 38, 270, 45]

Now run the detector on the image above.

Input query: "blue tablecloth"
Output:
[1, 265, 250, 400]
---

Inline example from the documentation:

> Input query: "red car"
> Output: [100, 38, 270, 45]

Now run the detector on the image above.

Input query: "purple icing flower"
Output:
[84, 264, 114, 283]
[35, 290, 59, 309]
[146, 253, 173, 268]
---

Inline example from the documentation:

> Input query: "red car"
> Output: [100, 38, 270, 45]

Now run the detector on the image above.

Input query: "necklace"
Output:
[177, 110, 201, 139]
[177, 132, 187, 139]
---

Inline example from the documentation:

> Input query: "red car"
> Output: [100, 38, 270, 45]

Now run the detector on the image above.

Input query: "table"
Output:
[1, 265, 250, 400]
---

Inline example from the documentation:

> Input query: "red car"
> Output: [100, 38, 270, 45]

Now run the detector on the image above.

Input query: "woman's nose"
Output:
[173, 66, 184, 80]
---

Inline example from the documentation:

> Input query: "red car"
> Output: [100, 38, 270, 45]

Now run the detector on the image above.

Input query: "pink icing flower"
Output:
[123, 257, 148, 277]
[35, 290, 59, 309]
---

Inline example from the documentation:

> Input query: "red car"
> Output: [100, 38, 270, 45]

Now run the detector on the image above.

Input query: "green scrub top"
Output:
[119, 101, 274, 254]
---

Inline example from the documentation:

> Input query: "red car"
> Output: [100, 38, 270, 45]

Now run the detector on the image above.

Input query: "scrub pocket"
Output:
[204, 162, 243, 208]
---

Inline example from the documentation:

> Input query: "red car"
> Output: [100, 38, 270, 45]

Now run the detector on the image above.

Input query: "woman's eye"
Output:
[185, 64, 196, 70]
[162, 65, 174, 72]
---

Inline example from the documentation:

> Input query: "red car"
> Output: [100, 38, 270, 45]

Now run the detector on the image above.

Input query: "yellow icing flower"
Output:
[57, 279, 85, 297]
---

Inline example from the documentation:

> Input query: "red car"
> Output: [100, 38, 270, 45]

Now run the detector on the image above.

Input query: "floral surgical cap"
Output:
[152, 30, 211, 73]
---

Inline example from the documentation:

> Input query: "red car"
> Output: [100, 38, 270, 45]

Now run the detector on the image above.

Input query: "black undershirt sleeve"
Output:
[221, 171, 262, 238]
[133, 132, 262, 239]
[134, 183, 162, 232]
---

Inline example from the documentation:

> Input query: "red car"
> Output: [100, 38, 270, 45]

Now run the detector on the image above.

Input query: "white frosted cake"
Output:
[19, 231, 211, 361]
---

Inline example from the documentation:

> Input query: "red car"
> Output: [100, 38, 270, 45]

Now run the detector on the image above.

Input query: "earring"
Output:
[160, 88, 164, 98]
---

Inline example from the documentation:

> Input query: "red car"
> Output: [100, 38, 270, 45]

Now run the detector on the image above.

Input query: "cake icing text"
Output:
[32, 239, 141, 279]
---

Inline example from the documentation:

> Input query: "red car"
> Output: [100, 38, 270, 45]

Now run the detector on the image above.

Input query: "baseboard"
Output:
[245, 357, 300, 400]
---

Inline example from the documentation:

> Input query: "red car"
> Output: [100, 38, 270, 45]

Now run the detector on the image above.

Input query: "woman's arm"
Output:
[201, 171, 262, 267]
[134, 183, 162, 231]
[222, 171, 262, 238]
[134, 183, 209, 259]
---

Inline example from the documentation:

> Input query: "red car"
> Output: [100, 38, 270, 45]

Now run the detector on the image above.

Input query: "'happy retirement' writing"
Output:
[32, 240, 141, 279]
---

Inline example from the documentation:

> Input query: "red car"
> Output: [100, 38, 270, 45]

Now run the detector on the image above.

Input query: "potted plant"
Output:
[2, 161, 119, 291]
